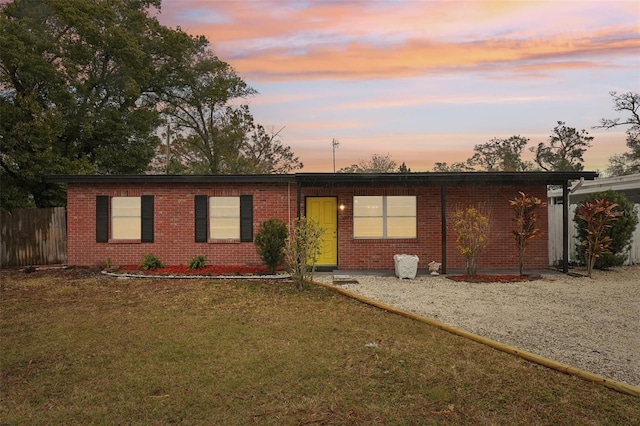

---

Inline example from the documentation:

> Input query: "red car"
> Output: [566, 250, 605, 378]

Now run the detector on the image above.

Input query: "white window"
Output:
[353, 196, 416, 239]
[353, 196, 384, 238]
[112, 197, 141, 240]
[209, 197, 240, 239]
[386, 196, 417, 238]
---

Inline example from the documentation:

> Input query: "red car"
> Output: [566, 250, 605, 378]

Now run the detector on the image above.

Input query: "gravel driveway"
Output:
[315, 265, 640, 388]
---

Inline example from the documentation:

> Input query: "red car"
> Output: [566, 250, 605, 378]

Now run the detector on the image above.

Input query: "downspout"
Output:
[441, 186, 447, 274]
[562, 180, 569, 273]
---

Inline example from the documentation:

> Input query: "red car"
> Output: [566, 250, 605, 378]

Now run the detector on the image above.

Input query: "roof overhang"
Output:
[295, 171, 598, 187]
[46, 174, 297, 184]
[47, 171, 598, 186]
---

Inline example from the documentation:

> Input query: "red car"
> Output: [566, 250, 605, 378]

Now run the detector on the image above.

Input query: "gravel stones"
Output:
[316, 266, 640, 388]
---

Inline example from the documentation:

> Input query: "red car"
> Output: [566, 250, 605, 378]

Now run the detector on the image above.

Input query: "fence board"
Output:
[0, 207, 67, 267]
[548, 203, 639, 266]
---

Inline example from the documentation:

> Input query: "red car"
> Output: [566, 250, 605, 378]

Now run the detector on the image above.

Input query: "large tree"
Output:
[432, 161, 474, 172]
[338, 153, 404, 173]
[597, 91, 640, 176]
[0, 0, 198, 209]
[236, 122, 303, 174]
[531, 121, 593, 171]
[155, 50, 301, 175]
[155, 105, 302, 175]
[467, 136, 532, 171]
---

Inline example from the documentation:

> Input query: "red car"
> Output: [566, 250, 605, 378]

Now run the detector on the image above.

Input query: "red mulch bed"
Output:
[447, 274, 536, 283]
[118, 265, 282, 276]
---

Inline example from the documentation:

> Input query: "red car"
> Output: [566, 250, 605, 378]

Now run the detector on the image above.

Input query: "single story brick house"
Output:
[49, 171, 597, 273]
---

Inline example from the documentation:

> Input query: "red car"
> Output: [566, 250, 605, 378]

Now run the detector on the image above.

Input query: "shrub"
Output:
[139, 253, 164, 270]
[575, 199, 622, 277]
[285, 217, 324, 290]
[452, 206, 490, 276]
[509, 192, 546, 276]
[188, 255, 207, 270]
[255, 218, 288, 273]
[575, 190, 638, 269]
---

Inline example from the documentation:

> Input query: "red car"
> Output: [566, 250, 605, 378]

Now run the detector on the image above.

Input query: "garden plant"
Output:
[139, 253, 164, 270]
[187, 255, 207, 270]
[452, 206, 490, 276]
[510, 192, 546, 276]
[255, 218, 289, 273]
[575, 190, 638, 269]
[576, 199, 622, 277]
[285, 217, 323, 289]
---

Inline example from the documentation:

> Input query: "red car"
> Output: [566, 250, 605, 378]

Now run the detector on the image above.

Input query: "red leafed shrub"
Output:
[119, 265, 279, 276]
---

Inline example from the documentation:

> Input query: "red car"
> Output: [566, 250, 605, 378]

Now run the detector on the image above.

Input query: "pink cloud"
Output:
[157, 1, 639, 84]
[155, 1, 638, 173]
[224, 29, 637, 82]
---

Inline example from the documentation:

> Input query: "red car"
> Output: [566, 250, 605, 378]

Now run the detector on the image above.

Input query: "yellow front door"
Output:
[306, 197, 338, 266]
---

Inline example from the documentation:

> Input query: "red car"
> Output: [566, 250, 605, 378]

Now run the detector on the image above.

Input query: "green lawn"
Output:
[1, 268, 638, 425]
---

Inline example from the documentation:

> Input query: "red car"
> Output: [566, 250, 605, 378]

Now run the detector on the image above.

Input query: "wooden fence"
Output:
[0, 207, 67, 267]
[548, 204, 640, 266]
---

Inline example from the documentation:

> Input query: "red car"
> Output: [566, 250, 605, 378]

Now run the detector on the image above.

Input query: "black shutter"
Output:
[96, 195, 109, 242]
[141, 195, 154, 243]
[240, 195, 253, 242]
[194, 195, 208, 242]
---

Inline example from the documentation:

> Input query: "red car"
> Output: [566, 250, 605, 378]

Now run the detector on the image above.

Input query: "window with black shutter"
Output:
[141, 195, 154, 242]
[240, 195, 253, 242]
[96, 195, 153, 242]
[96, 195, 109, 242]
[196, 194, 253, 242]
[194, 195, 208, 242]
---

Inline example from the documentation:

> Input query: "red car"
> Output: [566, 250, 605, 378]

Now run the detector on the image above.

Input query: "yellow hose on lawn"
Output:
[314, 281, 640, 399]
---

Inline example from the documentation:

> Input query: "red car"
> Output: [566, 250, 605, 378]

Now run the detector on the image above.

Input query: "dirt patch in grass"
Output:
[1, 268, 638, 425]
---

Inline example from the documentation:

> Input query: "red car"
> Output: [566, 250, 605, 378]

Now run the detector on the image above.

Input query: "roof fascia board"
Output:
[295, 171, 598, 187]
[47, 174, 297, 184]
[48, 171, 598, 186]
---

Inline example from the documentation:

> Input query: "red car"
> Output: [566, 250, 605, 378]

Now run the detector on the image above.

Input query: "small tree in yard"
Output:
[255, 218, 288, 274]
[509, 192, 546, 276]
[285, 217, 324, 290]
[452, 206, 490, 276]
[576, 199, 622, 278]
[575, 190, 638, 270]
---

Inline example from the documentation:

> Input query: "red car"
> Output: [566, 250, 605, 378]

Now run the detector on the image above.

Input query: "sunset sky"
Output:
[156, 0, 640, 173]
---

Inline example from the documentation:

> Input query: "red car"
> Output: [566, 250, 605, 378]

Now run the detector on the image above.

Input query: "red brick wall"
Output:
[66, 182, 295, 267]
[66, 181, 548, 271]
[303, 185, 548, 272]
[443, 185, 548, 271]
